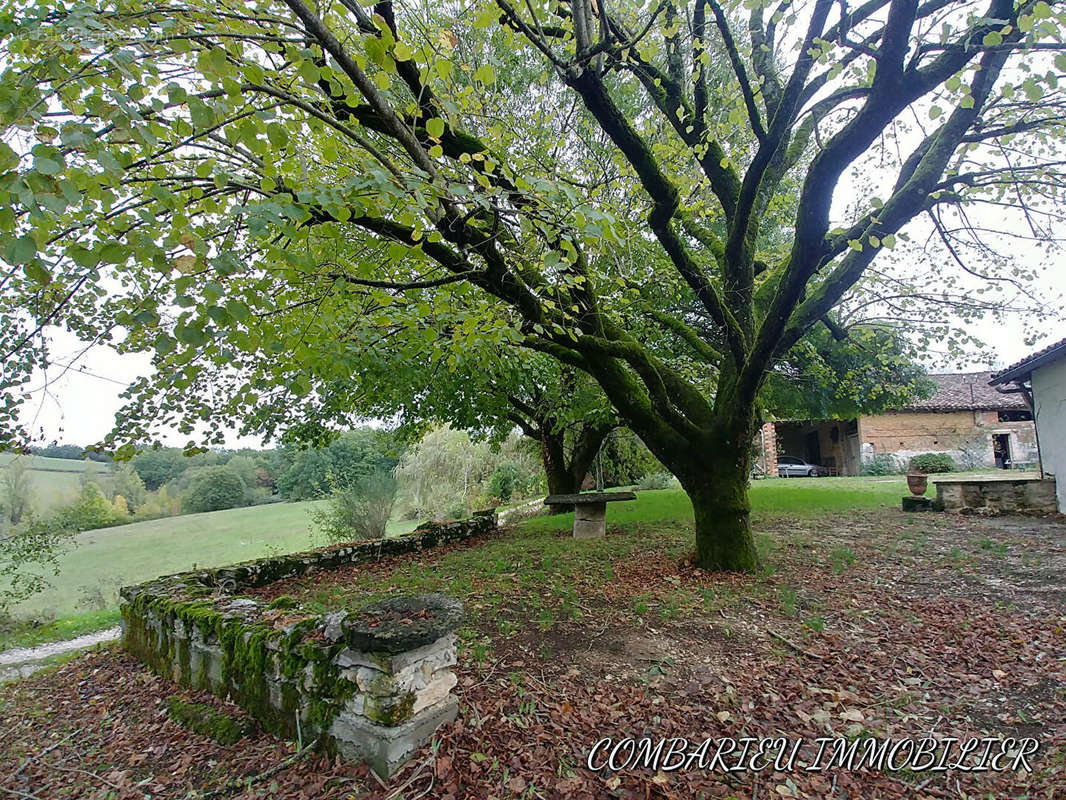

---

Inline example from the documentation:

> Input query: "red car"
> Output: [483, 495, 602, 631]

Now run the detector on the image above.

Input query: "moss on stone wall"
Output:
[120, 515, 489, 758]
[165, 696, 254, 746]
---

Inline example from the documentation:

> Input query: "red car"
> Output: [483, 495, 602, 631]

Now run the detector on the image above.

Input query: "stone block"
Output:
[412, 671, 457, 715]
[337, 633, 457, 675]
[902, 495, 934, 512]
[573, 502, 607, 539]
[329, 696, 458, 779]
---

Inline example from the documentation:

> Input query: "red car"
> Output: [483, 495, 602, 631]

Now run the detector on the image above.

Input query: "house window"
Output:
[998, 409, 1033, 422]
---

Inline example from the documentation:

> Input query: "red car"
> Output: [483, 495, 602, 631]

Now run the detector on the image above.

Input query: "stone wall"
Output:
[933, 477, 1058, 513]
[858, 410, 1038, 469]
[120, 512, 496, 777]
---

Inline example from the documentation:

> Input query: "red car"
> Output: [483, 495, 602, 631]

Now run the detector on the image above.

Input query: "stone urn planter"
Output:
[906, 473, 929, 496]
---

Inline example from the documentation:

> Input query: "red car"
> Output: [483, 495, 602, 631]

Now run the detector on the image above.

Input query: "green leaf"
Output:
[473, 65, 495, 84]
[299, 60, 320, 84]
[393, 41, 414, 61]
[267, 123, 289, 148]
[23, 261, 51, 285]
[99, 243, 129, 264]
[10, 234, 36, 265]
[0, 142, 17, 172]
[189, 99, 215, 128]
[426, 117, 445, 139]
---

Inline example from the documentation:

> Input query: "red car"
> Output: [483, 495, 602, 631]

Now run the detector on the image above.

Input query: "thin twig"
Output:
[182, 742, 315, 799]
[9, 729, 80, 780]
[385, 755, 432, 800]
[0, 786, 39, 800]
[766, 628, 825, 660]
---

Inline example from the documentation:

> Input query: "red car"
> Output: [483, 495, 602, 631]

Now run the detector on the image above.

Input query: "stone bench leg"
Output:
[573, 503, 607, 539]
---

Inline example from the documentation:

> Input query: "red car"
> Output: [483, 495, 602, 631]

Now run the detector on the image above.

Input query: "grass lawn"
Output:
[7, 475, 918, 623]
[1, 478, 1062, 799]
[5, 501, 419, 625]
[250, 477, 931, 627]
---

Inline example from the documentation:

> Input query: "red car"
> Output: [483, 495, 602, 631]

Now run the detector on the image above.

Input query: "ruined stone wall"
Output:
[120, 512, 496, 777]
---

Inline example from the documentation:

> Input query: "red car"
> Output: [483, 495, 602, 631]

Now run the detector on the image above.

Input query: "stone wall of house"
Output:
[858, 411, 1038, 469]
[120, 512, 496, 777]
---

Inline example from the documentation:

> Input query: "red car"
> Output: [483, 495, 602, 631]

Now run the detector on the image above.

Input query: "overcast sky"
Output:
[15, 296, 1064, 451]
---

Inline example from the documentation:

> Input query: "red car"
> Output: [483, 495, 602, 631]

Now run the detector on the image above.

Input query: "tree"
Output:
[131, 449, 191, 491]
[2, 0, 1064, 569]
[275, 429, 399, 500]
[1, 458, 33, 526]
[111, 463, 148, 512]
[182, 466, 247, 513]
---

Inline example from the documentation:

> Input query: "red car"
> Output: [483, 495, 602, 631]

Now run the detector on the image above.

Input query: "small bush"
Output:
[487, 462, 521, 503]
[860, 454, 900, 476]
[311, 470, 398, 543]
[908, 453, 957, 474]
[638, 471, 675, 490]
[182, 466, 247, 513]
[55, 482, 123, 531]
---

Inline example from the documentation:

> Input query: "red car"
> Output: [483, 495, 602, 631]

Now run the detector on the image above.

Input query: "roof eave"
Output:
[989, 341, 1066, 386]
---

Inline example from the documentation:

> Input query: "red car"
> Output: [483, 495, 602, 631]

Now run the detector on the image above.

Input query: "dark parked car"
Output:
[777, 456, 829, 477]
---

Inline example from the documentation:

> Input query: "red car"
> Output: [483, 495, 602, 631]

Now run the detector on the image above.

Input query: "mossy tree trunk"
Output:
[539, 424, 612, 512]
[508, 395, 614, 514]
[675, 449, 760, 572]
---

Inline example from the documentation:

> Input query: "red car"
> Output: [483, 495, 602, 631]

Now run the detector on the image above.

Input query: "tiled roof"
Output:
[902, 372, 1027, 411]
[989, 336, 1066, 385]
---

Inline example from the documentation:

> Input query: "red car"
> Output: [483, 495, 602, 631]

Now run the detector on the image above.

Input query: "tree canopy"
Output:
[2, 0, 1064, 569]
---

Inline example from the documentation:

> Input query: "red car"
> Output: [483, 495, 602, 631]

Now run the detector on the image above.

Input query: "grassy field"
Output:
[0, 453, 115, 514]
[6, 500, 419, 623]
[0, 473, 947, 645]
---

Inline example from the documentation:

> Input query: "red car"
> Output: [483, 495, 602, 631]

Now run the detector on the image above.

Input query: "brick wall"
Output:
[759, 422, 777, 477]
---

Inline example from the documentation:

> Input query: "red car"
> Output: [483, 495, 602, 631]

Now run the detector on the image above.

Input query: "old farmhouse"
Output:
[757, 372, 1039, 477]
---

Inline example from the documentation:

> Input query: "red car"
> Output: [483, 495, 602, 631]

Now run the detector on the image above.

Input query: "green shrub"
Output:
[182, 466, 247, 513]
[487, 462, 521, 503]
[599, 429, 662, 487]
[55, 482, 123, 531]
[638, 471, 675, 490]
[311, 470, 398, 543]
[860, 454, 899, 476]
[908, 452, 957, 474]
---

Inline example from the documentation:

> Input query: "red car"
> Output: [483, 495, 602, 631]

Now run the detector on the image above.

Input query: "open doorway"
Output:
[992, 433, 1012, 469]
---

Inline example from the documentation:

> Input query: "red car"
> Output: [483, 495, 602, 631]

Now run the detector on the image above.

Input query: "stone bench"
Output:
[543, 491, 637, 539]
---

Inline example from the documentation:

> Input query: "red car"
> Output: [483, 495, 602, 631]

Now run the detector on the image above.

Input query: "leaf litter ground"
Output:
[1, 507, 1063, 799]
